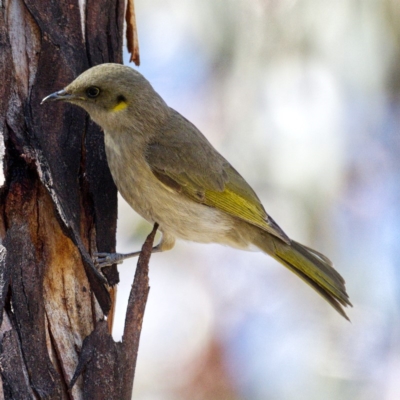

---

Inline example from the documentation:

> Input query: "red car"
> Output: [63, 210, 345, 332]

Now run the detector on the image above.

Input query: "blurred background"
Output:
[112, 0, 400, 399]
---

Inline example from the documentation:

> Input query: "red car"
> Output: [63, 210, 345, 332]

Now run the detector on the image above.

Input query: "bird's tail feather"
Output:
[255, 234, 352, 320]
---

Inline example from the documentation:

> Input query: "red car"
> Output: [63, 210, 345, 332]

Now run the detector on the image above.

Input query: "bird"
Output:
[42, 63, 351, 319]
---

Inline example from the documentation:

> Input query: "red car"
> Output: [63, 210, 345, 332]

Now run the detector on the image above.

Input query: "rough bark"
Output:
[70, 224, 157, 399]
[0, 0, 147, 398]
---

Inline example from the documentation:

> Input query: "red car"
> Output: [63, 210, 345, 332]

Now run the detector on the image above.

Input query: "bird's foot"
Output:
[93, 251, 141, 268]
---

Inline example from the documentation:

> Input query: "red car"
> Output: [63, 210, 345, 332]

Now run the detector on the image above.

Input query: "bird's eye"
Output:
[86, 86, 100, 98]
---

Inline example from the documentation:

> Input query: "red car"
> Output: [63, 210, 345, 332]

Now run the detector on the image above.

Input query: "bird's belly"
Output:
[123, 181, 234, 244]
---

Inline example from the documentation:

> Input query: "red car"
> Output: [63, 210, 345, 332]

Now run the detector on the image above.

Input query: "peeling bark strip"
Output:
[0, 0, 144, 398]
[126, 0, 140, 65]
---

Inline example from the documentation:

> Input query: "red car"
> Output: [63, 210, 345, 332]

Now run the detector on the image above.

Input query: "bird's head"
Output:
[42, 63, 169, 133]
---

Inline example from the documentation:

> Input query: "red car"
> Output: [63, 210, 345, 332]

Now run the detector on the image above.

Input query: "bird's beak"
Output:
[41, 89, 75, 105]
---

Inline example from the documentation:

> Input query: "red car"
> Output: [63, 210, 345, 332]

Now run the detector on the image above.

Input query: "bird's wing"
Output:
[145, 110, 290, 243]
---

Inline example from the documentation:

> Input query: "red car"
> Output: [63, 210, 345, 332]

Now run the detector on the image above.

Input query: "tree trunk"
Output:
[0, 0, 146, 398]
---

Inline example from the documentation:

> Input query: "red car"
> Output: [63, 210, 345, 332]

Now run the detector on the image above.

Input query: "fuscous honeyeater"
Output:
[42, 63, 351, 319]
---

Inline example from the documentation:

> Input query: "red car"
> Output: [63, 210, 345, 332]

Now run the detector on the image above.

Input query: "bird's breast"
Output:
[103, 131, 242, 246]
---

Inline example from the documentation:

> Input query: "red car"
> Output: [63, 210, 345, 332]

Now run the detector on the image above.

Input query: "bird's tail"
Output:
[254, 233, 352, 320]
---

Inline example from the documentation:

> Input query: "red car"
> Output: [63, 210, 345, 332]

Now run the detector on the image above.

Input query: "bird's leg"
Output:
[93, 231, 175, 268]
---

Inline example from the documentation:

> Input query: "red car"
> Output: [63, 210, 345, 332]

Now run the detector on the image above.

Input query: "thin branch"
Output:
[121, 223, 158, 398]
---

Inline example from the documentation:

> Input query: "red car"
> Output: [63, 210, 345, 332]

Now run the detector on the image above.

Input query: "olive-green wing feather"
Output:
[146, 109, 289, 243]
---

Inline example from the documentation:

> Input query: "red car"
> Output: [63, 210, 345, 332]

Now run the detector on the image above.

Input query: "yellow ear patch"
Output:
[112, 100, 128, 112]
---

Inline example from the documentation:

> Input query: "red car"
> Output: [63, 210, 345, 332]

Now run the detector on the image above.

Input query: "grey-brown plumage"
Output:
[42, 63, 352, 319]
